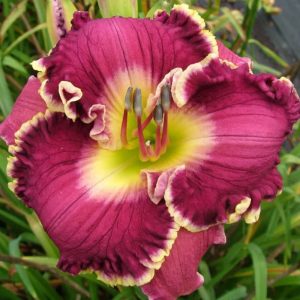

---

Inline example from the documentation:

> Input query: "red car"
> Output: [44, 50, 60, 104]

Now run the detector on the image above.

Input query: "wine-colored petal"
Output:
[0, 76, 46, 145]
[142, 226, 226, 300]
[33, 5, 217, 149]
[167, 57, 300, 231]
[217, 40, 251, 68]
[8, 112, 178, 285]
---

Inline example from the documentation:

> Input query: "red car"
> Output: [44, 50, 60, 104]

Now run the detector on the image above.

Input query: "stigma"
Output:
[120, 85, 171, 161]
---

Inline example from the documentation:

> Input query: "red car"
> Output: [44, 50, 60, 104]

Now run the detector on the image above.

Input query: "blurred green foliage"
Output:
[0, 0, 299, 299]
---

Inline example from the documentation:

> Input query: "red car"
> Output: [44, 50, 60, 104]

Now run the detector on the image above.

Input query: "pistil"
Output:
[121, 87, 133, 146]
[134, 88, 148, 161]
[161, 113, 168, 153]
[153, 104, 163, 157]
[161, 85, 171, 153]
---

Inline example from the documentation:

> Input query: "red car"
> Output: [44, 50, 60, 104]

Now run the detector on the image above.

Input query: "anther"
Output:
[125, 87, 133, 111]
[161, 85, 171, 112]
[153, 104, 163, 157]
[153, 104, 163, 125]
[161, 86, 170, 153]
[133, 88, 143, 116]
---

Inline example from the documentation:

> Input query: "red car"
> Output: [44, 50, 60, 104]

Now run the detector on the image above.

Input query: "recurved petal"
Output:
[168, 57, 300, 231]
[33, 4, 217, 149]
[142, 226, 226, 300]
[217, 41, 251, 68]
[0, 76, 46, 145]
[8, 112, 178, 286]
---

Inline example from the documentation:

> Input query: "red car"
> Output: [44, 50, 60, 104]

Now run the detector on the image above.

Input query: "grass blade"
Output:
[248, 243, 267, 300]
[3, 55, 29, 76]
[222, 8, 245, 40]
[26, 213, 59, 258]
[249, 39, 289, 68]
[0, 0, 28, 43]
[0, 61, 13, 116]
[3, 23, 47, 56]
[9, 236, 39, 300]
[217, 286, 247, 300]
[252, 61, 281, 76]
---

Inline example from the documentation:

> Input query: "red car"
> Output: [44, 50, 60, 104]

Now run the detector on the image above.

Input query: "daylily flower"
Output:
[1, 4, 300, 299]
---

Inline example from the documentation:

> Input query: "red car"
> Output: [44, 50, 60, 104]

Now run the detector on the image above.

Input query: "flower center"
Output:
[120, 85, 171, 162]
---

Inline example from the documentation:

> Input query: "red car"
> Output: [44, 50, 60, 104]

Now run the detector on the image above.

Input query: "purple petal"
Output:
[33, 5, 217, 149]
[0, 76, 46, 145]
[167, 57, 300, 231]
[71, 11, 91, 30]
[8, 112, 178, 285]
[217, 41, 251, 68]
[142, 226, 226, 299]
[143, 170, 172, 205]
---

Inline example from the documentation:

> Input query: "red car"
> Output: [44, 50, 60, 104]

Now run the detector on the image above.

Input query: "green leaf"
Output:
[98, 0, 138, 17]
[275, 275, 300, 287]
[217, 286, 247, 300]
[11, 49, 32, 64]
[0, 232, 10, 253]
[0, 61, 13, 116]
[22, 256, 57, 268]
[0, 286, 20, 300]
[134, 287, 147, 300]
[222, 8, 245, 40]
[0, 148, 8, 174]
[0, 0, 28, 43]
[112, 287, 135, 300]
[3, 23, 47, 56]
[248, 39, 288, 68]
[0, 209, 29, 230]
[146, 1, 164, 18]
[26, 213, 59, 258]
[274, 200, 292, 259]
[282, 154, 300, 165]
[252, 61, 281, 76]
[29, 269, 62, 300]
[89, 281, 99, 300]
[248, 243, 268, 300]
[3, 55, 29, 76]
[199, 261, 216, 300]
[240, 0, 260, 53]
[32, 0, 52, 51]
[9, 236, 38, 299]
[80, 273, 118, 295]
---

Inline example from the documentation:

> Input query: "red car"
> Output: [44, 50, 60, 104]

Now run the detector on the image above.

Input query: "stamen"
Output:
[161, 85, 171, 112]
[121, 110, 128, 145]
[133, 88, 143, 116]
[121, 87, 133, 146]
[132, 112, 153, 138]
[137, 115, 148, 161]
[154, 104, 163, 125]
[125, 87, 133, 111]
[134, 88, 148, 160]
[161, 85, 171, 152]
[154, 104, 163, 156]
[155, 125, 162, 156]
[161, 112, 168, 153]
